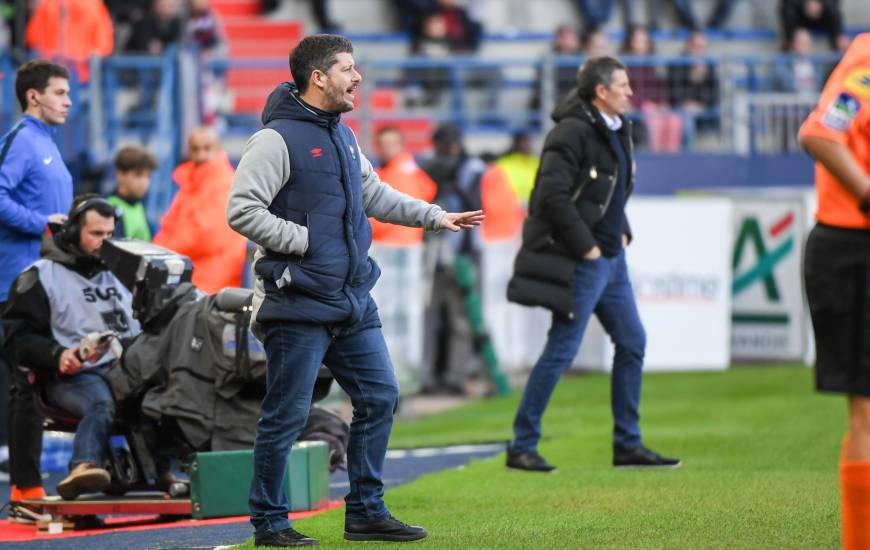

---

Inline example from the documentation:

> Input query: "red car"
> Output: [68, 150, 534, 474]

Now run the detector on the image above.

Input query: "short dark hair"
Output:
[576, 56, 625, 102]
[15, 60, 70, 111]
[289, 34, 354, 94]
[432, 122, 462, 146]
[580, 27, 603, 49]
[115, 145, 157, 173]
[69, 193, 117, 222]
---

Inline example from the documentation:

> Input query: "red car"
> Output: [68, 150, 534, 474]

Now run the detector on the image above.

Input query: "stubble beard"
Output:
[325, 85, 354, 114]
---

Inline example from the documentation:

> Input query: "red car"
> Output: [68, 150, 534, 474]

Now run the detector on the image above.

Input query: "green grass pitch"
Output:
[234, 365, 842, 549]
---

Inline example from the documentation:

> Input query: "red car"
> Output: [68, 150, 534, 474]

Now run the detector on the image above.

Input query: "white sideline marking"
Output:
[331, 477, 402, 490]
[385, 443, 504, 459]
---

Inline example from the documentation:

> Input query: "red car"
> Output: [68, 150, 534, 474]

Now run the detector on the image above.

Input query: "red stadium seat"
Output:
[211, 0, 261, 17]
[232, 92, 267, 114]
[225, 67, 289, 87]
[370, 88, 399, 111]
[223, 19, 304, 57]
[345, 118, 434, 155]
[218, 17, 303, 113]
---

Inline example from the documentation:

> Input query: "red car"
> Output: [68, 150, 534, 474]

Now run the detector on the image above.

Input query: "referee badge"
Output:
[821, 92, 860, 131]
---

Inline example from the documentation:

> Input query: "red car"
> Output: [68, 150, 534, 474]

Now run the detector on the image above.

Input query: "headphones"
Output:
[58, 195, 120, 245]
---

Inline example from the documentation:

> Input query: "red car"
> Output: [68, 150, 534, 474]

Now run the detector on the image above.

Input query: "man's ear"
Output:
[595, 82, 607, 101]
[311, 69, 325, 90]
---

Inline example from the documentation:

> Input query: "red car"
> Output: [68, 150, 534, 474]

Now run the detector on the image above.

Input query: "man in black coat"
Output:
[506, 56, 680, 472]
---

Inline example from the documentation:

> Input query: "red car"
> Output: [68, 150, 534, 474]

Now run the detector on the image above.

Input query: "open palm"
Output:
[440, 210, 485, 232]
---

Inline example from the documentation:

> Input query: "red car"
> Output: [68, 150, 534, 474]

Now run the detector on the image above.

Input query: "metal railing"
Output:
[0, 48, 844, 222]
[202, 52, 840, 155]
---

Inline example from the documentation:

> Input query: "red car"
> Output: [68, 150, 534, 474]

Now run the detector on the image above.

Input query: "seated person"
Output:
[3, 194, 141, 500]
[622, 24, 682, 152]
[770, 26, 824, 94]
[666, 31, 720, 133]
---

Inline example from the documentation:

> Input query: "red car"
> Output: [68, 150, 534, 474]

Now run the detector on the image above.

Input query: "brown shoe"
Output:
[57, 462, 111, 500]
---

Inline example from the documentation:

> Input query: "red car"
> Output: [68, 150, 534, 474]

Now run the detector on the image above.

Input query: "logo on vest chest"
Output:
[82, 286, 122, 302]
[311, 147, 323, 158]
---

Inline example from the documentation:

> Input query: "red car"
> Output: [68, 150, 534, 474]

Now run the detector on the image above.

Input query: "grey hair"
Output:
[576, 56, 626, 102]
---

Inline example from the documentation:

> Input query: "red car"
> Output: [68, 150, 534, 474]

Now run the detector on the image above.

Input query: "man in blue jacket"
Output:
[0, 60, 73, 505]
[227, 34, 483, 547]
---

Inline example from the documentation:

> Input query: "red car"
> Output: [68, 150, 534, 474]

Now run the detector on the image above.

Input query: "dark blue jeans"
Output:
[511, 249, 646, 453]
[45, 369, 114, 469]
[250, 321, 399, 538]
[574, 0, 633, 28]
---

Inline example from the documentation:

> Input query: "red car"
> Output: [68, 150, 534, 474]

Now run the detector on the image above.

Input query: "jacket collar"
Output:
[261, 82, 341, 130]
[21, 114, 54, 135]
[553, 90, 630, 137]
[43, 235, 108, 279]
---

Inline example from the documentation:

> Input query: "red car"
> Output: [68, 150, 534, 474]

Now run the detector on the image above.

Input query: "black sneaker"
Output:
[613, 445, 681, 468]
[8, 504, 51, 525]
[506, 449, 557, 472]
[344, 515, 428, 542]
[254, 527, 318, 547]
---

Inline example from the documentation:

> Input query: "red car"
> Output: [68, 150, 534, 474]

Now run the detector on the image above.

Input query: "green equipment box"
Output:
[189, 441, 330, 519]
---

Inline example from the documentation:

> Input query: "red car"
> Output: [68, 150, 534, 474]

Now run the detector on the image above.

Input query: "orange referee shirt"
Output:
[799, 32, 870, 229]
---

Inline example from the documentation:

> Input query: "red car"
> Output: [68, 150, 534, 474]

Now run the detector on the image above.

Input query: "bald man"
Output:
[153, 128, 247, 293]
[188, 127, 220, 165]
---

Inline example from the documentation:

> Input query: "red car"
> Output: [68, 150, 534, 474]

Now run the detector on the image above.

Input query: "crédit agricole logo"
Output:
[731, 212, 795, 325]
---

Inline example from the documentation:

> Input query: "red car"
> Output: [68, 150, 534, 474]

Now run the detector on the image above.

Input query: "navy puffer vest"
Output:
[254, 83, 381, 329]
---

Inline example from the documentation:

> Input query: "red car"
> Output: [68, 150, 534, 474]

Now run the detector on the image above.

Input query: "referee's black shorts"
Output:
[805, 223, 870, 398]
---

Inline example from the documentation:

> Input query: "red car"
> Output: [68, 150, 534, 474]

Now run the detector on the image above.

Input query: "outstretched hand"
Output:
[440, 210, 485, 232]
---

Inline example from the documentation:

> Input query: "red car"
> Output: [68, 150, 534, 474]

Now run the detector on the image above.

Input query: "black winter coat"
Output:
[507, 90, 635, 318]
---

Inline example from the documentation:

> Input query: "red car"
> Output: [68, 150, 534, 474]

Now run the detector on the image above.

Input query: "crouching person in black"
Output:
[3, 194, 140, 499]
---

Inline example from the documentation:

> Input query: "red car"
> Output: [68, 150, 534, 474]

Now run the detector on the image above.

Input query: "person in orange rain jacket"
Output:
[153, 128, 246, 294]
[480, 161, 524, 242]
[25, 0, 114, 83]
[370, 126, 437, 246]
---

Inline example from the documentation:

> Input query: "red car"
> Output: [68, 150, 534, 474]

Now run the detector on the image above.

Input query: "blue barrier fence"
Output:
[0, 48, 836, 222]
[206, 51, 840, 154]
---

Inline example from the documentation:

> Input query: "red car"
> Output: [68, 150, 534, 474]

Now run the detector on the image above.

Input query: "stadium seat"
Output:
[345, 118, 434, 154]
[370, 88, 399, 111]
[216, 16, 304, 113]
[222, 19, 305, 57]
[231, 93, 269, 114]
[211, 0, 261, 17]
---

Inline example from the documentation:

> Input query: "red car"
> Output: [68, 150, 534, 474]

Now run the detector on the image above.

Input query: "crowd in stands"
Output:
[3, 0, 227, 68]
[0, 0, 855, 229]
[366, 1, 847, 152]
[0, 0, 851, 283]
[0, 1, 854, 61]
[0, 0, 853, 158]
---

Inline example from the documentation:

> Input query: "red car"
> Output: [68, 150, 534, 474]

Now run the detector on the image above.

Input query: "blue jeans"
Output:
[45, 370, 115, 468]
[250, 321, 400, 538]
[511, 249, 646, 453]
[574, 0, 633, 27]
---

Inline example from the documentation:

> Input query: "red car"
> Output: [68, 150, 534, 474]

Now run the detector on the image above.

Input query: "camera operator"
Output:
[3, 193, 140, 500]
